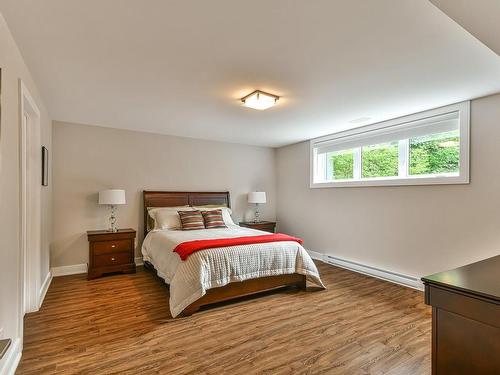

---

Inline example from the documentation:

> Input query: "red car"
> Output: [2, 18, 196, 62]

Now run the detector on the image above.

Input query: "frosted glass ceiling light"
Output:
[241, 90, 279, 110]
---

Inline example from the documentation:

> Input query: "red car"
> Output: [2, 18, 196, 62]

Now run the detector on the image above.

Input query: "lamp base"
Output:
[109, 205, 118, 232]
[253, 203, 261, 223]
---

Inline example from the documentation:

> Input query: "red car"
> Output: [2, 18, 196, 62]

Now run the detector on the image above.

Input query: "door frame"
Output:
[19, 79, 41, 321]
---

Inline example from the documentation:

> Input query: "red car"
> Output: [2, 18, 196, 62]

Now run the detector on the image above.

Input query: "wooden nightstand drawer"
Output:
[94, 252, 132, 267]
[239, 221, 276, 233]
[93, 239, 132, 255]
[87, 228, 136, 280]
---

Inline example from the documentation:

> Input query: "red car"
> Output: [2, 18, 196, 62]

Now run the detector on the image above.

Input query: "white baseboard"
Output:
[51, 258, 144, 277]
[51, 263, 88, 277]
[317, 253, 423, 291]
[0, 337, 22, 375]
[306, 250, 324, 261]
[38, 272, 52, 308]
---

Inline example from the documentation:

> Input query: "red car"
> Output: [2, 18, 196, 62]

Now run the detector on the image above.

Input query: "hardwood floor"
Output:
[18, 262, 431, 374]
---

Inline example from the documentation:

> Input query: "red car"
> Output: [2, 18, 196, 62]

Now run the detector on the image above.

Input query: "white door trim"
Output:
[19, 79, 42, 325]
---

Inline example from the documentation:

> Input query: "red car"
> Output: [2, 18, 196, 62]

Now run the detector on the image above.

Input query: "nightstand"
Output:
[239, 221, 276, 233]
[87, 228, 136, 280]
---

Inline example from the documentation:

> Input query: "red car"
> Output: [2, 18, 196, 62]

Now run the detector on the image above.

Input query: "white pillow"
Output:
[148, 206, 194, 230]
[193, 206, 236, 227]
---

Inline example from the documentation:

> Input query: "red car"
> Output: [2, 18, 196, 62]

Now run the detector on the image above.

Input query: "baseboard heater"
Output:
[324, 255, 423, 290]
[0, 339, 11, 360]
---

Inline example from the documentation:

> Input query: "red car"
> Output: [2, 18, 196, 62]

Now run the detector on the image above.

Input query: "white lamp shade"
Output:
[248, 191, 266, 204]
[99, 189, 126, 205]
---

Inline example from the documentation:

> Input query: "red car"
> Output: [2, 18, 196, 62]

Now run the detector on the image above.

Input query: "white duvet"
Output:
[141, 225, 325, 317]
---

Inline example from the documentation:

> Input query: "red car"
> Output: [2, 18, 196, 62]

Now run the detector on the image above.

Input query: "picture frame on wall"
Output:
[42, 146, 49, 186]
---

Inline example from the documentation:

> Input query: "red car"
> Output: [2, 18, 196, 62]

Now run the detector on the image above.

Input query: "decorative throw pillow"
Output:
[178, 210, 205, 230]
[201, 209, 226, 229]
[193, 206, 236, 226]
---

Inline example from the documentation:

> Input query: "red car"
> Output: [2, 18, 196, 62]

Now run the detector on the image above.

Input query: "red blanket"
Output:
[173, 233, 304, 261]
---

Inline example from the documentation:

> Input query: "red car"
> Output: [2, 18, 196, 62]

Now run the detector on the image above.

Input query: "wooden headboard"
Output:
[143, 191, 230, 237]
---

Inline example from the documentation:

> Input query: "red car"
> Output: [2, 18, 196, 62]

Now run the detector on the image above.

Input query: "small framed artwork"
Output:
[42, 146, 49, 186]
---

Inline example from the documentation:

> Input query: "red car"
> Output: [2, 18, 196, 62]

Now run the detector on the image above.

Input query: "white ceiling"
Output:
[1, 0, 500, 147]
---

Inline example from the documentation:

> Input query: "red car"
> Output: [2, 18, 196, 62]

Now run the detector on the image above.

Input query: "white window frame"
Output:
[310, 101, 470, 188]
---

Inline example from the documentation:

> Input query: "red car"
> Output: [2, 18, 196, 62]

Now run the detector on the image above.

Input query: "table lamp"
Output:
[248, 192, 266, 223]
[99, 189, 126, 232]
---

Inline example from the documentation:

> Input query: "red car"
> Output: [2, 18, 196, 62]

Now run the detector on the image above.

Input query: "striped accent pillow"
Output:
[202, 209, 226, 229]
[178, 210, 205, 230]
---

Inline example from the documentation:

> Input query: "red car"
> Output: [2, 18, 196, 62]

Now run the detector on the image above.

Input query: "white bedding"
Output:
[141, 225, 325, 317]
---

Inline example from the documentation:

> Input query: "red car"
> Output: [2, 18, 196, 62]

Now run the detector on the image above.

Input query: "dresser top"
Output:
[422, 255, 500, 302]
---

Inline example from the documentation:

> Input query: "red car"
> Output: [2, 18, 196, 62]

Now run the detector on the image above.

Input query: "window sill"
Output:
[310, 174, 469, 188]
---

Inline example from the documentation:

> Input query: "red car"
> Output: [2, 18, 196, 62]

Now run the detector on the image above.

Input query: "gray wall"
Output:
[276, 93, 500, 278]
[0, 13, 52, 352]
[52, 94, 500, 278]
[51, 122, 277, 267]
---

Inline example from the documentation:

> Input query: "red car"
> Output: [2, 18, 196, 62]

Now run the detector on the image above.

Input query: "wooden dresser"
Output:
[422, 255, 500, 374]
[239, 221, 276, 233]
[87, 228, 136, 280]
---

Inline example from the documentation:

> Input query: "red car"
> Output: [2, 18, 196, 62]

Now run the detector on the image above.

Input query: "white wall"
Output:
[276, 93, 500, 278]
[0, 11, 52, 369]
[430, 0, 500, 56]
[51, 121, 276, 268]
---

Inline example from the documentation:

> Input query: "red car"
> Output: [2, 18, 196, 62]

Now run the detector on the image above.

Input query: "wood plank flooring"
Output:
[18, 262, 431, 374]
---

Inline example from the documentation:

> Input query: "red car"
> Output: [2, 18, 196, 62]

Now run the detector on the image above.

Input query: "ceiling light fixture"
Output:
[241, 90, 279, 110]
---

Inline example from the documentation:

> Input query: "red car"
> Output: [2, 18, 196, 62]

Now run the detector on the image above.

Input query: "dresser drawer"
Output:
[428, 285, 499, 328]
[92, 239, 132, 255]
[94, 252, 132, 267]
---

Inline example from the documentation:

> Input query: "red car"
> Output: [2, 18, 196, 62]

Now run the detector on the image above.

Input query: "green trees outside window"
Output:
[329, 150, 354, 179]
[328, 131, 460, 180]
[362, 142, 398, 178]
[409, 131, 459, 175]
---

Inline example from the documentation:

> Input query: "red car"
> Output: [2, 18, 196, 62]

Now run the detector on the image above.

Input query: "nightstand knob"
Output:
[111, 257, 115, 261]
[111, 244, 116, 248]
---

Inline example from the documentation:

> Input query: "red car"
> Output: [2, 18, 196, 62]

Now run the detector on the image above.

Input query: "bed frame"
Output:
[142, 190, 306, 316]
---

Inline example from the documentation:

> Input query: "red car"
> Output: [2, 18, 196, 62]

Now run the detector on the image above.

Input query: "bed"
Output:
[141, 191, 324, 317]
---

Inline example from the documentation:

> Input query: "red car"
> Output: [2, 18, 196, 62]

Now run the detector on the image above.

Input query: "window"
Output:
[362, 141, 399, 178]
[311, 101, 469, 187]
[328, 149, 355, 180]
[409, 130, 460, 176]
